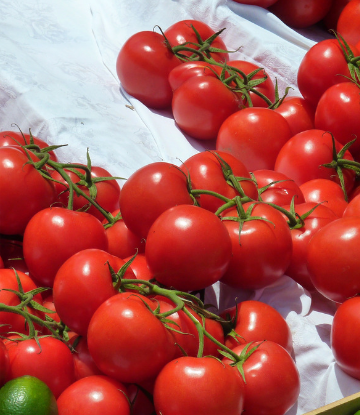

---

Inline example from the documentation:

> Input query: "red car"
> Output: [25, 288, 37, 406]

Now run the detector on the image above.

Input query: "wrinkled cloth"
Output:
[0, 1, 359, 413]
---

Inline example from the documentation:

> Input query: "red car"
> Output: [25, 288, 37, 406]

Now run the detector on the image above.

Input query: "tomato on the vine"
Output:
[337, 0, 360, 45]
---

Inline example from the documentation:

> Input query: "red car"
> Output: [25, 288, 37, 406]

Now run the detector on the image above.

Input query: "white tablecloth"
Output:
[1, 0, 359, 413]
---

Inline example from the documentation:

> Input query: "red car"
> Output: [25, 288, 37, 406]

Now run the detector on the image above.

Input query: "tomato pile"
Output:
[0, 14, 360, 415]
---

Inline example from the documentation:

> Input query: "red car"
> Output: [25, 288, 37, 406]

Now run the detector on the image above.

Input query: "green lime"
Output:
[0, 376, 58, 415]
[354, 411, 360, 415]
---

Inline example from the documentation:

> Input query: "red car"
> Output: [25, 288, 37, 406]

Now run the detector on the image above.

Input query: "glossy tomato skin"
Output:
[164, 20, 229, 63]
[57, 375, 130, 415]
[315, 82, 360, 160]
[220, 203, 292, 290]
[23, 207, 108, 287]
[0, 146, 56, 235]
[297, 39, 359, 107]
[153, 356, 244, 415]
[307, 217, 360, 303]
[222, 300, 293, 354]
[145, 205, 232, 291]
[87, 293, 177, 384]
[337, 0, 360, 45]
[124, 253, 154, 281]
[331, 297, 360, 379]
[274, 129, 355, 194]
[323, 0, 353, 30]
[119, 162, 194, 239]
[343, 192, 360, 217]
[223, 341, 300, 415]
[216, 108, 292, 172]
[172, 75, 240, 140]
[116, 31, 180, 109]
[180, 150, 258, 213]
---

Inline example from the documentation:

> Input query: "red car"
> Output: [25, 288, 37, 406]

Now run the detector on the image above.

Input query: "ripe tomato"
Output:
[180, 150, 258, 213]
[223, 341, 300, 415]
[0, 238, 28, 273]
[124, 253, 154, 281]
[23, 207, 108, 287]
[172, 75, 240, 140]
[343, 192, 360, 217]
[297, 39, 359, 107]
[222, 300, 293, 353]
[87, 293, 177, 384]
[307, 217, 360, 302]
[216, 107, 292, 171]
[153, 356, 244, 415]
[145, 205, 232, 291]
[0, 146, 56, 235]
[337, 0, 360, 45]
[119, 162, 194, 239]
[220, 202, 292, 290]
[69, 336, 104, 380]
[323, 0, 354, 30]
[164, 20, 229, 63]
[57, 375, 130, 415]
[331, 296, 360, 380]
[116, 31, 180, 109]
[0, 342, 9, 387]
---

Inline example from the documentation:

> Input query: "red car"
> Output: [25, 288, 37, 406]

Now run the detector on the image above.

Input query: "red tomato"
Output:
[164, 20, 229, 63]
[124, 253, 154, 281]
[343, 192, 360, 217]
[119, 162, 194, 239]
[0, 146, 56, 235]
[0, 342, 9, 387]
[300, 179, 348, 218]
[220, 202, 292, 290]
[128, 384, 155, 415]
[116, 31, 180, 109]
[252, 169, 305, 206]
[306, 217, 360, 302]
[274, 129, 355, 194]
[222, 300, 293, 354]
[223, 341, 300, 415]
[274, 96, 315, 136]
[180, 150, 258, 213]
[297, 39, 359, 107]
[145, 205, 232, 291]
[153, 356, 244, 415]
[87, 293, 177, 384]
[172, 75, 240, 140]
[23, 207, 108, 287]
[52, 165, 121, 221]
[216, 108, 292, 172]
[337, 0, 360, 45]
[5, 336, 75, 398]
[57, 375, 130, 415]
[315, 82, 360, 160]
[0, 239, 28, 273]
[323, 0, 354, 30]
[268, 0, 332, 28]
[331, 296, 360, 380]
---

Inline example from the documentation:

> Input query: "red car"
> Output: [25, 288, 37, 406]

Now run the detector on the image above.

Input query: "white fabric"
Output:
[1, 0, 359, 413]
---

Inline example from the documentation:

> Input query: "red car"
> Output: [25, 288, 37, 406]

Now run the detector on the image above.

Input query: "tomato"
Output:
[0, 146, 56, 235]
[128, 384, 155, 415]
[145, 205, 232, 291]
[5, 336, 75, 398]
[119, 162, 194, 239]
[223, 341, 300, 415]
[164, 20, 229, 63]
[87, 293, 176, 384]
[252, 169, 305, 206]
[343, 192, 360, 217]
[315, 82, 360, 160]
[282, 202, 338, 291]
[172, 75, 240, 140]
[216, 107, 292, 171]
[0, 342, 9, 387]
[0, 238, 28, 273]
[57, 375, 130, 415]
[227, 60, 275, 108]
[337, 0, 360, 45]
[23, 207, 108, 287]
[323, 0, 354, 30]
[231, 0, 279, 7]
[297, 39, 359, 107]
[274, 96, 315, 136]
[116, 31, 180, 109]
[180, 150, 258, 213]
[331, 296, 360, 380]
[222, 300, 293, 353]
[51, 165, 121, 221]
[274, 129, 355, 194]
[124, 253, 154, 281]
[300, 179, 348, 218]
[153, 356, 244, 415]
[53, 249, 132, 336]
[268, 0, 332, 28]
[306, 216, 360, 302]
[220, 202, 292, 290]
